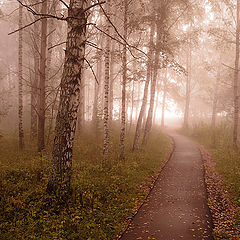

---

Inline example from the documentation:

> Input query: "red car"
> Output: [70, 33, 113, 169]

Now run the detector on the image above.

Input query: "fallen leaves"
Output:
[199, 146, 240, 240]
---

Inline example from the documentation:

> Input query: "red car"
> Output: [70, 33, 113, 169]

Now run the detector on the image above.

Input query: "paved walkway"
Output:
[121, 131, 213, 240]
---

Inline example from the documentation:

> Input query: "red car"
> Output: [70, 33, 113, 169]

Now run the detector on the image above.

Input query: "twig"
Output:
[84, 57, 99, 84]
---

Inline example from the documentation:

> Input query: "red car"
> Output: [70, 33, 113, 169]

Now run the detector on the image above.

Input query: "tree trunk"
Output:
[132, 14, 155, 151]
[103, 0, 111, 167]
[129, 79, 135, 131]
[233, 0, 240, 150]
[161, 72, 167, 127]
[78, 71, 85, 134]
[153, 81, 160, 125]
[211, 57, 221, 128]
[30, 1, 39, 141]
[120, 0, 128, 161]
[37, 0, 48, 152]
[142, 9, 162, 146]
[183, 42, 191, 130]
[142, 54, 160, 146]
[46, 0, 88, 195]
[18, 3, 24, 149]
[109, 37, 115, 123]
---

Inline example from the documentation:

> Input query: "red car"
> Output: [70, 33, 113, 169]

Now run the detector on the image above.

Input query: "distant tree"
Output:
[103, 0, 111, 167]
[38, 0, 48, 152]
[18, 2, 24, 149]
[120, 0, 128, 161]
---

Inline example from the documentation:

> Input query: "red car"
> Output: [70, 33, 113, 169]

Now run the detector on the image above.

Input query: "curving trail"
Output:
[121, 131, 213, 240]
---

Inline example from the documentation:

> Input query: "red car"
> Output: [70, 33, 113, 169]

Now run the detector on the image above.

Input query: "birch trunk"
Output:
[142, 8, 162, 146]
[211, 57, 221, 128]
[132, 15, 155, 151]
[47, 0, 88, 194]
[18, 3, 24, 149]
[103, 0, 111, 167]
[30, 1, 39, 140]
[161, 73, 167, 127]
[120, 0, 128, 161]
[183, 42, 191, 129]
[233, 0, 240, 150]
[37, 0, 48, 152]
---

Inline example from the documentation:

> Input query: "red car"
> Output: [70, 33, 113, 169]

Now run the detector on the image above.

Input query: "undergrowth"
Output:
[0, 125, 171, 239]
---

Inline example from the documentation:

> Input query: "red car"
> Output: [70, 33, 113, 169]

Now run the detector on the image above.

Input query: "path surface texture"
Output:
[121, 131, 213, 240]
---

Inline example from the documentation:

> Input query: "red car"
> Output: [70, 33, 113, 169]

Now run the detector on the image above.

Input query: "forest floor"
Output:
[120, 130, 214, 240]
[0, 126, 172, 239]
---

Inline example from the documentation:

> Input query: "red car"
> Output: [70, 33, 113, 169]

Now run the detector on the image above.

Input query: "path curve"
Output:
[121, 131, 213, 240]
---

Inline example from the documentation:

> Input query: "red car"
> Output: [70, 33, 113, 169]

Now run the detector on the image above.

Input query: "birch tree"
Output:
[103, 0, 111, 167]
[47, 0, 89, 195]
[120, 0, 128, 161]
[18, 3, 24, 149]
[38, 0, 48, 152]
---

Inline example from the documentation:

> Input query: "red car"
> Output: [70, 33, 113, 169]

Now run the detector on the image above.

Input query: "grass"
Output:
[180, 122, 240, 222]
[0, 124, 171, 240]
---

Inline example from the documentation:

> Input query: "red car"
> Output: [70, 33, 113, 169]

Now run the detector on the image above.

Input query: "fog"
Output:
[0, 0, 239, 239]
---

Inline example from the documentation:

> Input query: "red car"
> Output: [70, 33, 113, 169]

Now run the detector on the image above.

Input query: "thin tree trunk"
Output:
[142, 55, 160, 146]
[109, 38, 115, 123]
[37, 0, 48, 152]
[92, 55, 101, 135]
[161, 72, 167, 127]
[18, 3, 24, 149]
[233, 0, 240, 150]
[78, 70, 85, 134]
[129, 79, 135, 131]
[132, 14, 155, 151]
[153, 81, 160, 125]
[103, 0, 111, 167]
[211, 57, 221, 128]
[46, 0, 89, 195]
[120, 0, 128, 161]
[30, 1, 39, 141]
[183, 42, 191, 130]
[142, 9, 162, 146]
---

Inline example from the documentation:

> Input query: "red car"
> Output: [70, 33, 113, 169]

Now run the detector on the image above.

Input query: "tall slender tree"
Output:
[103, 0, 111, 167]
[38, 0, 48, 152]
[18, 3, 24, 149]
[120, 0, 128, 161]
[132, 6, 155, 151]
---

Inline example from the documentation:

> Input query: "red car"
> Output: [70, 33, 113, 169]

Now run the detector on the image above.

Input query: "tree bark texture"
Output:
[18, 3, 24, 149]
[47, 0, 88, 194]
[37, 0, 48, 152]
[233, 0, 240, 150]
[103, 0, 111, 167]
[120, 0, 128, 161]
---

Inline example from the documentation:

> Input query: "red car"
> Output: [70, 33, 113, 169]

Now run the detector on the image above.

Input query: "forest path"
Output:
[120, 130, 213, 240]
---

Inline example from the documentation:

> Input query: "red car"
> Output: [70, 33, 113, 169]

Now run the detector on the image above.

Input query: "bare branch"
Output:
[84, 57, 99, 85]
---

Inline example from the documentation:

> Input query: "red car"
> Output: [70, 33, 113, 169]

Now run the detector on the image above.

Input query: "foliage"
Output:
[0, 127, 171, 239]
